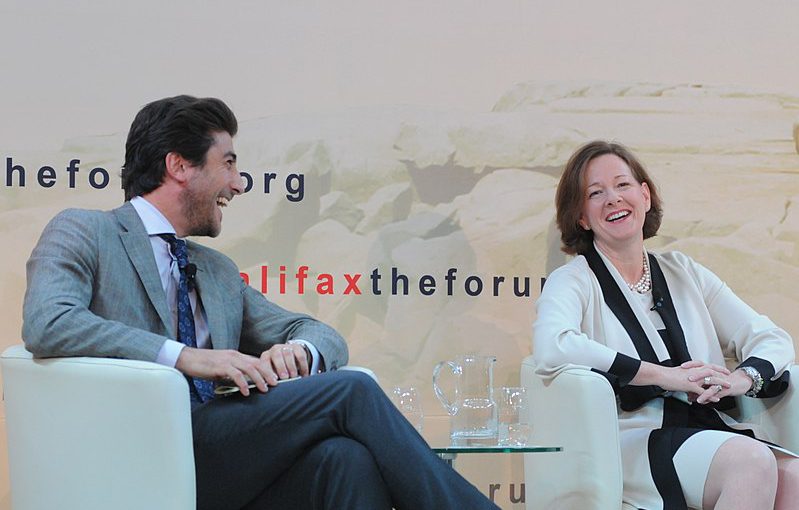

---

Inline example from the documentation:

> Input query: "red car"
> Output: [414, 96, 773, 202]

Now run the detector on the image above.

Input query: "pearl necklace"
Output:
[627, 252, 652, 293]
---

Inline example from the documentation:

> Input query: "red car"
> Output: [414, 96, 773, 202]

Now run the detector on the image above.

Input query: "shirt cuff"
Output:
[736, 356, 776, 381]
[288, 339, 323, 374]
[736, 356, 789, 398]
[607, 352, 641, 387]
[156, 340, 185, 368]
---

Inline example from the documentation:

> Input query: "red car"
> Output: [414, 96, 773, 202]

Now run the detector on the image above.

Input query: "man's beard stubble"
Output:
[180, 185, 221, 238]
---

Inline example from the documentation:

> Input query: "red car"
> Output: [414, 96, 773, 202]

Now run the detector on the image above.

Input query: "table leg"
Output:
[436, 452, 457, 467]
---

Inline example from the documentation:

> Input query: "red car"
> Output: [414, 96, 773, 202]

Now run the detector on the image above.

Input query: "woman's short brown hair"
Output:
[555, 140, 663, 255]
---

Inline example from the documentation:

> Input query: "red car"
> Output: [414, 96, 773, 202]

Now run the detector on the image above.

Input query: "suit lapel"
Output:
[190, 247, 231, 350]
[648, 255, 691, 364]
[584, 245, 660, 363]
[114, 203, 175, 338]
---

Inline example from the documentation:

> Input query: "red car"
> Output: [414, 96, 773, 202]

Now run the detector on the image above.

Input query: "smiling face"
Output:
[180, 131, 244, 237]
[579, 153, 651, 253]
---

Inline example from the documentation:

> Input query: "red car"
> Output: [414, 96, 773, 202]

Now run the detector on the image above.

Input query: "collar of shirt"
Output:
[130, 196, 177, 237]
[130, 196, 179, 284]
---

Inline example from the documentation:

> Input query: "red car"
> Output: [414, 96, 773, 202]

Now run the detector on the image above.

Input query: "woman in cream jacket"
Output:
[534, 140, 798, 510]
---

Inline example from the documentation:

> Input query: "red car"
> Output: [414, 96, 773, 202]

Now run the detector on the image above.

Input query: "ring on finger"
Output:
[714, 384, 723, 392]
[703, 376, 711, 385]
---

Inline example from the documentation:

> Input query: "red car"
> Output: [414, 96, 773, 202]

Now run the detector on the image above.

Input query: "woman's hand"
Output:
[681, 360, 730, 403]
[692, 368, 754, 404]
[632, 360, 732, 397]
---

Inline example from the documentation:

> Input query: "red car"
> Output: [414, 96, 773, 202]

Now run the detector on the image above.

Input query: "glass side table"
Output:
[422, 416, 562, 467]
[431, 444, 563, 467]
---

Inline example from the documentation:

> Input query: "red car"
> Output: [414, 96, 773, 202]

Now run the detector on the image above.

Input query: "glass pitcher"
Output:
[433, 354, 497, 443]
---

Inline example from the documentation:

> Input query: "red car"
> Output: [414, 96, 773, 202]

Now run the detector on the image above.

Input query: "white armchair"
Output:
[521, 355, 799, 510]
[1, 344, 377, 510]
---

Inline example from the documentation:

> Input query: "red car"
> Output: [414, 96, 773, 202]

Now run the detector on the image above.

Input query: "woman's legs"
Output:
[774, 453, 799, 510]
[702, 436, 777, 509]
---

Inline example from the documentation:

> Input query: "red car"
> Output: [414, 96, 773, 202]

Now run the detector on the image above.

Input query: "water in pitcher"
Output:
[450, 397, 497, 442]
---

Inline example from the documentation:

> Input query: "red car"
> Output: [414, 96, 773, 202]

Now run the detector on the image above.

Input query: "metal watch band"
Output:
[741, 366, 764, 397]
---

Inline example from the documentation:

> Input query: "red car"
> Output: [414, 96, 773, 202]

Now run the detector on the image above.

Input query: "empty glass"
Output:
[497, 386, 531, 446]
[392, 386, 424, 433]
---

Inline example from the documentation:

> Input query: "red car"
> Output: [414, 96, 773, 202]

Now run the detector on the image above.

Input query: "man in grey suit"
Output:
[22, 96, 499, 510]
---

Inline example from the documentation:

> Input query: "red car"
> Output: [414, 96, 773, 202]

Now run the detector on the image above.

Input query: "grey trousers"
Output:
[191, 370, 499, 510]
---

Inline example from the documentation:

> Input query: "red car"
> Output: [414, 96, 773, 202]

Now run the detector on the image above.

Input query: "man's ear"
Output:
[165, 152, 190, 184]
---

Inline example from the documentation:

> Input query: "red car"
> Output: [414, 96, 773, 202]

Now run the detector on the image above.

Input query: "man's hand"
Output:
[175, 344, 310, 397]
[175, 347, 273, 396]
[259, 343, 310, 381]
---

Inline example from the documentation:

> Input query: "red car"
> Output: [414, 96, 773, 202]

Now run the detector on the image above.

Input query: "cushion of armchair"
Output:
[521, 355, 623, 510]
[732, 365, 799, 452]
[1, 344, 196, 510]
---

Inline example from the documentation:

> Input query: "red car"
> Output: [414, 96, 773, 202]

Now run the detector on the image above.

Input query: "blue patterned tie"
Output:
[159, 234, 215, 404]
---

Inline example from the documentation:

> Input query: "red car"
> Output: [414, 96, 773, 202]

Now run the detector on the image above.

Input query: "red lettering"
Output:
[343, 273, 362, 294]
[295, 265, 309, 294]
[279, 265, 287, 294]
[317, 274, 334, 295]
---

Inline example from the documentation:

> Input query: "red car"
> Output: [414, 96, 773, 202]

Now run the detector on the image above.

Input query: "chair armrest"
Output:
[522, 356, 623, 510]
[734, 365, 799, 452]
[1, 345, 196, 510]
[338, 365, 379, 383]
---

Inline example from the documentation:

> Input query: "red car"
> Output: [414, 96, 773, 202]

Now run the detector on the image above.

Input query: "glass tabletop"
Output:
[421, 416, 561, 455]
[431, 444, 562, 454]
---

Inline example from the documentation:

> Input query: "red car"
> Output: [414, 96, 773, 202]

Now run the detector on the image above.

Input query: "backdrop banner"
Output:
[2, 3, 799, 508]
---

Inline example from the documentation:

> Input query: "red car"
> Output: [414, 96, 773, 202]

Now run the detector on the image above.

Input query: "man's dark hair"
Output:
[121, 95, 238, 200]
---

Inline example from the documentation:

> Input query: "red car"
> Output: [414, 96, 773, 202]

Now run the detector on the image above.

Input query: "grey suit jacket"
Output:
[22, 202, 348, 369]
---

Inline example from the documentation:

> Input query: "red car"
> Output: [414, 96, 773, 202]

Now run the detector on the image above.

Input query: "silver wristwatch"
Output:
[741, 366, 764, 397]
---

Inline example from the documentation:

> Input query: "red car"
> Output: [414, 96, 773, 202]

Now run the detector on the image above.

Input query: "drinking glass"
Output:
[392, 386, 424, 433]
[497, 386, 531, 446]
